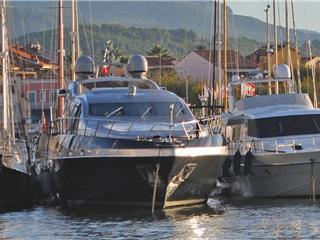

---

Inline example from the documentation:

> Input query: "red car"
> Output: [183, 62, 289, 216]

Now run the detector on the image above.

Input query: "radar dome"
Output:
[231, 75, 240, 82]
[75, 56, 95, 80]
[274, 64, 291, 78]
[127, 54, 148, 78]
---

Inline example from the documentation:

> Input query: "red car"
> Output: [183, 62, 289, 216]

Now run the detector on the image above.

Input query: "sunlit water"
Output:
[0, 198, 319, 239]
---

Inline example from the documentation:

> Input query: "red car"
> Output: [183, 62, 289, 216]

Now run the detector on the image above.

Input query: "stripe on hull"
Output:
[54, 146, 228, 160]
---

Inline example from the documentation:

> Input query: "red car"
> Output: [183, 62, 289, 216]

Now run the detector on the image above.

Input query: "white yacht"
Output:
[222, 65, 320, 197]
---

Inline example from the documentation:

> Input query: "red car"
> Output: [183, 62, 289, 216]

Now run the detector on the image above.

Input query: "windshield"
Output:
[81, 80, 158, 92]
[89, 102, 187, 117]
[248, 114, 320, 138]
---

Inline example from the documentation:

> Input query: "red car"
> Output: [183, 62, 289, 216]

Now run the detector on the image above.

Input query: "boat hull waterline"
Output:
[50, 144, 227, 208]
[226, 151, 320, 197]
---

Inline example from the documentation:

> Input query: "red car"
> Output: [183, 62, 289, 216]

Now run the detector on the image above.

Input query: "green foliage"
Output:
[15, 24, 199, 64]
[147, 71, 202, 105]
[147, 44, 169, 57]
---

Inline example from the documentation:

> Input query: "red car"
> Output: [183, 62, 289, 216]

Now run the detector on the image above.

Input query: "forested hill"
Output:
[7, 1, 320, 45]
[15, 23, 266, 62]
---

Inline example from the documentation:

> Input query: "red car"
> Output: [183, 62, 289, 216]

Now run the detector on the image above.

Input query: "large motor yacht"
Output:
[221, 65, 320, 197]
[36, 55, 227, 208]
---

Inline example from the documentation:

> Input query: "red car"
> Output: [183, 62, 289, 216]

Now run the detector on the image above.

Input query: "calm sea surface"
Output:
[0, 198, 319, 239]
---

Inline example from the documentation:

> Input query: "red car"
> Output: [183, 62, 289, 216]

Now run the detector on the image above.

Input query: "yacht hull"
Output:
[51, 147, 227, 208]
[229, 151, 320, 197]
[0, 165, 40, 209]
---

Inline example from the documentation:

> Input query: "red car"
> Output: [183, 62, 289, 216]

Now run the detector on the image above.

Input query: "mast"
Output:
[223, 0, 227, 112]
[265, 4, 272, 94]
[1, 0, 8, 134]
[71, 0, 76, 81]
[58, 0, 64, 116]
[285, 0, 290, 67]
[217, 0, 222, 110]
[291, 0, 301, 93]
[308, 40, 317, 107]
[211, 0, 217, 110]
[273, 0, 279, 93]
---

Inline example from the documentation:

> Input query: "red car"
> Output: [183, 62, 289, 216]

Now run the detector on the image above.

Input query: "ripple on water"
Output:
[0, 198, 318, 239]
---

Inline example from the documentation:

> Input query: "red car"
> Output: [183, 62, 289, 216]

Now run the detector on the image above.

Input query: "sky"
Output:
[228, 1, 320, 33]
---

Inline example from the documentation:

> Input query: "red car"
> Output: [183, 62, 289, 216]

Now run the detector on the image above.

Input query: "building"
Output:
[174, 50, 258, 82]
[301, 56, 320, 69]
[2, 44, 59, 123]
[246, 44, 301, 73]
[145, 55, 177, 77]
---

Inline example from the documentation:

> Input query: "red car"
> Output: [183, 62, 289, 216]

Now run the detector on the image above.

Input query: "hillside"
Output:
[7, 1, 320, 46]
[15, 24, 199, 62]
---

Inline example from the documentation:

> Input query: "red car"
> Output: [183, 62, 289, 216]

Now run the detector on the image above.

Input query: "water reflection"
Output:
[0, 198, 318, 239]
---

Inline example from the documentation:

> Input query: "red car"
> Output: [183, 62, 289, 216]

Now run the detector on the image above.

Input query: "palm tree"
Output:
[147, 44, 169, 58]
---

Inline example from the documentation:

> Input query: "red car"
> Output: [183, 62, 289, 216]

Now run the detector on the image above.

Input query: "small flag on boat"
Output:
[243, 82, 256, 96]
[101, 65, 110, 76]
[42, 111, 48, 133]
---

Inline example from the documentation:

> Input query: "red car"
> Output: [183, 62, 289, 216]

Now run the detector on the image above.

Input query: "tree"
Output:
[147, 44, 169, 58]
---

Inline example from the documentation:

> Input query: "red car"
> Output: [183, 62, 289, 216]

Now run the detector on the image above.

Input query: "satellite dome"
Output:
[274, 64, 291, 79]
[75, 55, 95, 80]
[231, 75, 240, 82]
[127, 54, 148, 78]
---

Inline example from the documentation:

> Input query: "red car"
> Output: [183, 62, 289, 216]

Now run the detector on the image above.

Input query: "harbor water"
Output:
[0, 198, 319, 239]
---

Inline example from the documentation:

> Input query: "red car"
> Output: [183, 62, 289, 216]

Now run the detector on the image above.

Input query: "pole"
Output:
[265, 4, 272, 94]
[285, 0, 290, 68]
[71, 0, 76, 81]
[217, 0, 222, 110]
[273, 0, 279, 94]
[291, 0, 302, 93]
[223, 0, 228, 112]
[1, 0, 8, 133]
[308, 40, 317, 107]
[58, 0, 65, 116]
[212, 0, 217, 112]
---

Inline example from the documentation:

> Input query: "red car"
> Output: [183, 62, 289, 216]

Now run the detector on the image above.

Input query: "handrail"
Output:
[48, 116, 220, 142]
[229, 135, 320, 155]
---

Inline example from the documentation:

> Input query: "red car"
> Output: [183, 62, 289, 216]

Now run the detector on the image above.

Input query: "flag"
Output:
[243, 82, 256, 96]
[42, 111, 48, 133]
[101, 65, 110, 76]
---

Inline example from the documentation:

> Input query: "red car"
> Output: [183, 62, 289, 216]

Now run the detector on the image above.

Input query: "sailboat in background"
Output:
[0, 0, 40, 209]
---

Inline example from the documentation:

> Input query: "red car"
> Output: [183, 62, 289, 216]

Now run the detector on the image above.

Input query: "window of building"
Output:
[40, 90, 46, 102]
[28, 91, 36, 103]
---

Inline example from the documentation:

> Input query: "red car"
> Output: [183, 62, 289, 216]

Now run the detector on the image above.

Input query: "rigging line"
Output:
[207, 1, 214, 87]
[78, 4, 92, 57]
[231, 2, 239, 76]
[49, 0, 57, 108]
[277, 1, 284, 61]
[89, 0, 95, 61]
[302, 2, 310, 95]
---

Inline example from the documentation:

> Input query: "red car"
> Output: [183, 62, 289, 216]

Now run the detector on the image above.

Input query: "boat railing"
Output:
[229, 135, 320, 155]
[49, 116, 220, 142]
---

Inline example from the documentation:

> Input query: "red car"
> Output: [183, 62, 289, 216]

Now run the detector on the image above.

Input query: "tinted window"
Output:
[89, 102, 185, 117]
[248, 114, 320, 138]
[82, 80, 158, 90]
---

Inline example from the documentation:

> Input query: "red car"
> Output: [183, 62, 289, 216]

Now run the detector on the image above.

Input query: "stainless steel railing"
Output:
[229, 135, 320, 155]
[49, 116, 221, 142]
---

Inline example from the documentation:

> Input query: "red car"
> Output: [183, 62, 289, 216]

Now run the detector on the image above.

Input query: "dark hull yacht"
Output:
[36, 55, 227, 209]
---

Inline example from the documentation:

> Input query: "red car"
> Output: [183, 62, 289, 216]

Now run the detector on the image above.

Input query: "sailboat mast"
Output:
[217, 0, 222, 110]
[265, 4, 272, 95]
[308, 40, 317, 107]
[285, 0, 290, 67]
[71, 0, 76, 81]
[58, 0, 64, 116]
[212, 0, 217, 109]
[291, 0, 302, 93]
[223, 0, 227, 112]
[1, 0, 8, 133]
[273, 0, 279, 93]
